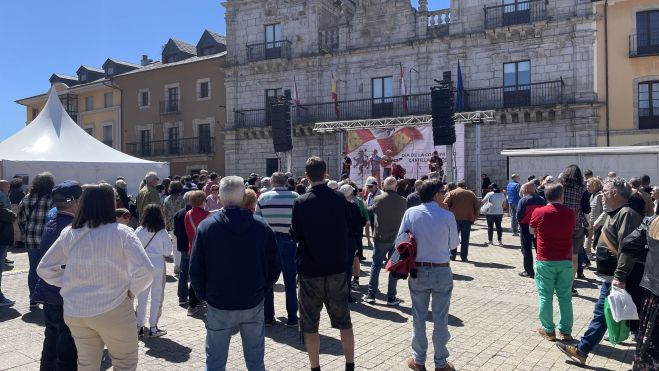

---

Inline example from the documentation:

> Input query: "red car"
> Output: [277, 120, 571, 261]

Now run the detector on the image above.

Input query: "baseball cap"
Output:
[52, 180, 83, 203]
[339, 184, 354, 197]
[366, 178, 378, 186]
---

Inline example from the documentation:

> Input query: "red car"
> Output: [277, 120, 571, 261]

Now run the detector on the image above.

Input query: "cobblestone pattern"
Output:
[0, 218, 635, 370]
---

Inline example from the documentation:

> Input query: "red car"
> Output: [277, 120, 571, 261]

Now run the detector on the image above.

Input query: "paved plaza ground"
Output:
[0, 217, 635, 370]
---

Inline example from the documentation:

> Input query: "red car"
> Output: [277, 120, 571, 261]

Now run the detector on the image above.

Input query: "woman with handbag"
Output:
[135, 204, 173, 338]
[481, 184, 507, 246]
[37, 184, 154, 371]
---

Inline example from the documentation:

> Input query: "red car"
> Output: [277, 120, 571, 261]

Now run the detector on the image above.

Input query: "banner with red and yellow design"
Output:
[345, 125, 464, 184]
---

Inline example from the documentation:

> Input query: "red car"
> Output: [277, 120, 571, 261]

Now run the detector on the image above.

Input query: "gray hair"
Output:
[383, 176, 397, 192]
[270, 172, 288, 187]
[219, 176, 246, 207]
[145, 171, 158, 183]
[604, 177, 632, 200]
[544, 183, 564, 202]
[183, 191, 192, 205]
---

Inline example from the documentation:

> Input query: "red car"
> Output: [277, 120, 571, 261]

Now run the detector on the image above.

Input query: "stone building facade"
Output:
[223, 0, 599, 186]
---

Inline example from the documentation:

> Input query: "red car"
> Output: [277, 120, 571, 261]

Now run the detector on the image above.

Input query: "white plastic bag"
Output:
[608, 286, 639, 322]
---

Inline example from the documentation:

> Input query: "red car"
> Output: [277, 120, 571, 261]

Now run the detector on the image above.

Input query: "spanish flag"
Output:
[331, 73, 339, 119]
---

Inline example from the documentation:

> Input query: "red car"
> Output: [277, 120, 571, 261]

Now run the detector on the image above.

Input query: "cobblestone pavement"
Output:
[0, 217, 635, 370]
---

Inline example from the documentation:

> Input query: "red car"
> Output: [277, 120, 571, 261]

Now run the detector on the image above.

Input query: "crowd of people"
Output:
[0, 159, 657, 370]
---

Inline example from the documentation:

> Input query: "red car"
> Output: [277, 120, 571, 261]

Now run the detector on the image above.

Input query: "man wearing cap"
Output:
[33, 181, 82, 370]
[365, 178, 382, 232]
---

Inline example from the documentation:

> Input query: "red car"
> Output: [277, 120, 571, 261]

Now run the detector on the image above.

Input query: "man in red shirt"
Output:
[184, 190, 210, 316]
[530, 183, 576, 342]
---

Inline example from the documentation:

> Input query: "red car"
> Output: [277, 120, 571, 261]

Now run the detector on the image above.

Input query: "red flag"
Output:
[332, 73, 339, 119]
[400, 63, 408, 114]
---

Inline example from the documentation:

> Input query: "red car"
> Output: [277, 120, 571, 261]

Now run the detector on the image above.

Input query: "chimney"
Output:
[140, 54, 153, 66]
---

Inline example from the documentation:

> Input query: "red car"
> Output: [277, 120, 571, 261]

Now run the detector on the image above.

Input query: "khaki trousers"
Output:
[64, 297, 138, 371]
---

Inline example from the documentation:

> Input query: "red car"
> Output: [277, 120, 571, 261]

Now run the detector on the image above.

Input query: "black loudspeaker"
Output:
[431, 83, 456, 146]
[270, 98, 292, 152]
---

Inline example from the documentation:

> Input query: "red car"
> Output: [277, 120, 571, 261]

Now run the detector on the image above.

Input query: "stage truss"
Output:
[312, 110, 496, 133]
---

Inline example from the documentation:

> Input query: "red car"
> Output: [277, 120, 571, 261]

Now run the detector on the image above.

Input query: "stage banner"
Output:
[345, 124, 464, 185]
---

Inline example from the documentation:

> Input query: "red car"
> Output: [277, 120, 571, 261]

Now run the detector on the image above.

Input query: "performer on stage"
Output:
[381, 149, 395, 178]
[369, 149, 382, 184]
[428, 150, 443, 173]
[342, 152, 352, 176]
[392, 162, 407, 180]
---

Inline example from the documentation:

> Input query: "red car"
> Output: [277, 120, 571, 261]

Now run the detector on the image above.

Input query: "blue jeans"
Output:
[520, 224, 534, 276]
[206, 300, 265, 371]
[577, 281, 611, 356]
[178, 252, 190, 303]
[409, 266, 453, 369]
[509, 203, 519, 234]
[451, 221, 472, 260]
[0, 245, 7, 297]
[28, 246, 41, 300]
[41, 303, 77, 371]
[368, 242, 397, 300]
[264, 235, 297, 323]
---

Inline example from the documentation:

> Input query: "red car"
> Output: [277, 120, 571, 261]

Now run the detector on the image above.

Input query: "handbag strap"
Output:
[142, 231, 157, 250]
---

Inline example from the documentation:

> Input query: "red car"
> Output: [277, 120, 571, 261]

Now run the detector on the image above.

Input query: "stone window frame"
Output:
[192, 117, 215, 138]
[196, 78, 212, 101]
[164, 83, 181, 110]
[631, 4, 659, 34]
[101, 121, 115, 147]
[632, 75, 659, 130]
[138, 88, 150, 109]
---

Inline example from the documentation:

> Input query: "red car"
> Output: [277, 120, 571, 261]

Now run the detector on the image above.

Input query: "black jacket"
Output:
[189, 207, 280, 310]
[348, 201, 366, 256]
[32, 212, 73, 305]
[173, 205, 192, 253]
[0, 208, 15, 246]
[290, 184, 351, 277]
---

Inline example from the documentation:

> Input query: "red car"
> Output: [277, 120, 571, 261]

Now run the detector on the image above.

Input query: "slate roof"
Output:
[79, 65, 105, 74]
[115, 52, 226, 76]
[51, 73, 78, 81]
[170, 38, 197, 56]
[104, 58, 141, 69]
[203, 29, 227, 45]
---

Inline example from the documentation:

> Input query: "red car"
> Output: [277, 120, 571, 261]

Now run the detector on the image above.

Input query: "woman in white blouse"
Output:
[134, 204, 173, 338]
[37, 184, 154, 371]
[204, 184, 223, 212]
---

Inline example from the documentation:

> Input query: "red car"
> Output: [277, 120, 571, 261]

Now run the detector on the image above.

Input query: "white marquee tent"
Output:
[0, 88, 169, 195]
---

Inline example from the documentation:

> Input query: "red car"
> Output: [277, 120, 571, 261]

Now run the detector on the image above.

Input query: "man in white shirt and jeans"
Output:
[398, 179, 457, 371]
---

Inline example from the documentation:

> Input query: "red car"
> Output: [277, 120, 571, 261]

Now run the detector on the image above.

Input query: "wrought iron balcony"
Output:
[159, 100, 180, 115]
[462, 79, 564, 111]
[630, 32, 659, 57]
[126, 136, 214, 157]
[484, 0, 548, 29]
[246, 40, 292, 62]
[232, 80, 564, 129]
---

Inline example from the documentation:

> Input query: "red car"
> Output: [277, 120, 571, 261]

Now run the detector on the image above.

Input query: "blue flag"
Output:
[455, 60, 464, 112]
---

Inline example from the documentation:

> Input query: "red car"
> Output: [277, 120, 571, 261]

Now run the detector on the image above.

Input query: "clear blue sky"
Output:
[0, 0, 449, 141]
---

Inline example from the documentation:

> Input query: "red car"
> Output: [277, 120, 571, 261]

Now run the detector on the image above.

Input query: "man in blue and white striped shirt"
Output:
[256, 172, 299, 327]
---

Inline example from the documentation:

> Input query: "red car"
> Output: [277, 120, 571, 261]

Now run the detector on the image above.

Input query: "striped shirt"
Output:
[255, 187, 299, 234]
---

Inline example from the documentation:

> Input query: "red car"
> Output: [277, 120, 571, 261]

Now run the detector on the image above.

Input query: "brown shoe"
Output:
[559, 332, 573, 341]
[555, 342, 587, 364]
[537, 327, 557, 341]
[436, 362, 456, 371]
[407, 357, 427, 371]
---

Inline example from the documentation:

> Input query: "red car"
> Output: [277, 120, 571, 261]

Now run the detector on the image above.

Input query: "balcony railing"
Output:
[160, 100, 180, 115]
[126, 136, 214, 157]
[246, 40, 292, 62]
[232, 80, 564, 128]
[427, 9, 451, 36]
[463, 79, 564, 111]
[484, 0, 548, 29]
[630, 32, 659, 57]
